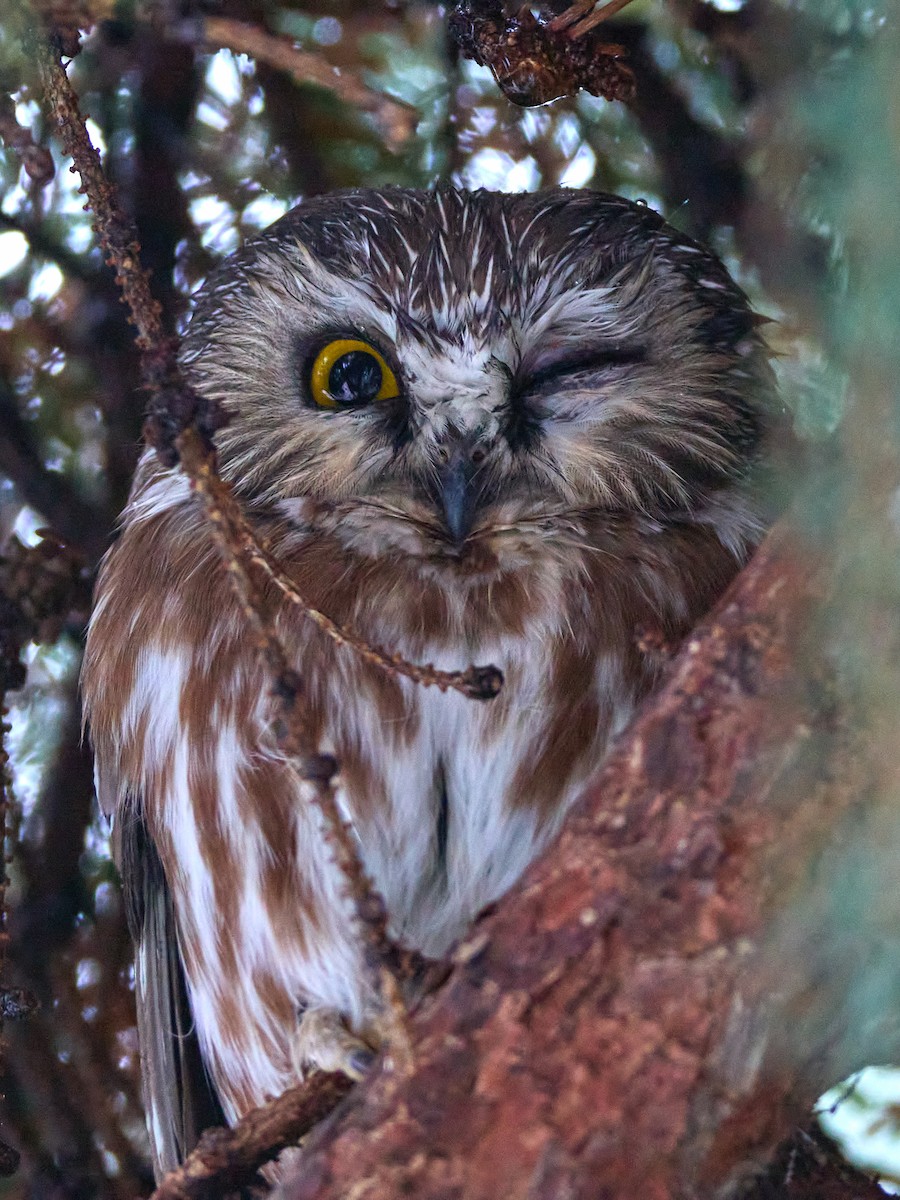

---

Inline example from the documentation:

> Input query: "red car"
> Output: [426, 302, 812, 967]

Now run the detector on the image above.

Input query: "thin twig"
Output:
[194, 17, 417, 153]
[548, 0, 638, 37]
[245, 537, 503, 702]
[39, 55, 161, 348]
[149, 1072, 354, 1200]
[176, 428, 404, 1001]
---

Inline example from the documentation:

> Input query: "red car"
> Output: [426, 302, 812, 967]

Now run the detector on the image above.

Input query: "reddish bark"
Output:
[149, 1074, 353, 1200]
[278, 526, 882, 1200]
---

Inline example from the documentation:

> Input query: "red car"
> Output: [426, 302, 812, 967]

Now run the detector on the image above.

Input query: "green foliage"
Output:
[2, 0, 900, 1192]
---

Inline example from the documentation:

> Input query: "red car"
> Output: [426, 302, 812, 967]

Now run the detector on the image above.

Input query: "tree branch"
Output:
[150, 1073, 353, 1200]
[274, 521, 894, 1199]
[189, 17, 417, 152]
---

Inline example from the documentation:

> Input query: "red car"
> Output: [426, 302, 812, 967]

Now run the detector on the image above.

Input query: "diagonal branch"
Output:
[149, 1072, 353, 1200]
[191, 17, 417, 153]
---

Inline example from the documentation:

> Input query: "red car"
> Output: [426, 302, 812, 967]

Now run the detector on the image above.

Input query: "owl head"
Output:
[181, 188, 779, 574]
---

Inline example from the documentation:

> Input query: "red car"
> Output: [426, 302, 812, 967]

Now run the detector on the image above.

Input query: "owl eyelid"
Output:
[304, 329, 401, 374]
[519, 344, 647, 394]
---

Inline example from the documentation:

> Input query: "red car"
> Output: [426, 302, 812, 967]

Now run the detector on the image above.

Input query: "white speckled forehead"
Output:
[186, 188, 756, 370]
[230, 228, 638, 357]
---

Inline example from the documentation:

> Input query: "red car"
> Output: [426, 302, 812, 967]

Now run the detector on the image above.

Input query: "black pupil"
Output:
[328, 350, 383, 406]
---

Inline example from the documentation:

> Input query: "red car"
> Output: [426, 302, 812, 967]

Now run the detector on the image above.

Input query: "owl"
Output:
[82, 187, 779, 1177]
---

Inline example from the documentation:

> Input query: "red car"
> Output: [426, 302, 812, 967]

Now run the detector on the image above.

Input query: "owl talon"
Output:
[349, 1047, 376, 1075]
[293, 1006, 379, 1081]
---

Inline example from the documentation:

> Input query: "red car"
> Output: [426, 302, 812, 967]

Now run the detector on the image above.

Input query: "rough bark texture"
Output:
[149, 1074, 353, 1200]
[277, 525, 886, 1200]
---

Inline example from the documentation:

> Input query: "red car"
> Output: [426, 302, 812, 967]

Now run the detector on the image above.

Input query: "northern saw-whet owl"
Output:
[82, 187, 780, 1176]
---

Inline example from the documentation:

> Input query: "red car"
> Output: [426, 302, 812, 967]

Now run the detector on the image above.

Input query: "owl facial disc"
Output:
[186, 187, 777, 578]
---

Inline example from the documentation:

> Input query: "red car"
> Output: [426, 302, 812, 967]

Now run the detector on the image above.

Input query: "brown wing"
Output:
[115, 798, 224, 1179]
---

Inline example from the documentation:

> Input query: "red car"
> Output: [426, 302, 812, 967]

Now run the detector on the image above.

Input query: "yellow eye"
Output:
[309, 338, 400, 410]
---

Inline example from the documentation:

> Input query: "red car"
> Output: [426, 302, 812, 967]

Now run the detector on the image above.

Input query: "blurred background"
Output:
[0, 0, 899, 1194]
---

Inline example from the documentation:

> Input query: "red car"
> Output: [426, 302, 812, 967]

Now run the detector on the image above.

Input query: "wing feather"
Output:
[115, 800, 224, 1180]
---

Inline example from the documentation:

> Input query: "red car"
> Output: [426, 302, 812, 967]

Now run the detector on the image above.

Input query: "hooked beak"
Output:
[437, 441, 486, 545]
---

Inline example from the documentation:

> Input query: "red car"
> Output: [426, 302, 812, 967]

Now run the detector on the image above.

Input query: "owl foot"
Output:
[293, 1007, 379, 1081]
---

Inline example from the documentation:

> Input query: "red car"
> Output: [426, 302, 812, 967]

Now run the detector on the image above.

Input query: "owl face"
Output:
[183, 188, 774, 574]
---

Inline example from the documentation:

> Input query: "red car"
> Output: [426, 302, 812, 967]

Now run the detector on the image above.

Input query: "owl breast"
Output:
[85, 466, 745, 1134]
[306, 560, 633, 960]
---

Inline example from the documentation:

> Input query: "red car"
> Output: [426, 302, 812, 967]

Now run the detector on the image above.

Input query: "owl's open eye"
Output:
[309, 338, 400, 409]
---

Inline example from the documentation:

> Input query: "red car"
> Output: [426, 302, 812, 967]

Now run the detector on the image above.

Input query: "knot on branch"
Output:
[274, 667, 304, 706]
[142, 340, 229, 467]
[448, 0, 635, 106]
[458, 663, 504, 700]
[301, 753, 338, 785]
[37, 0, 92, 57]
[0, 94, 54, 186]
[357, 890, 390, 934]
